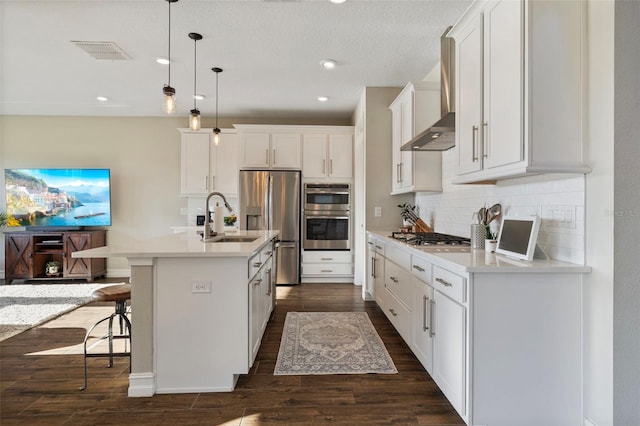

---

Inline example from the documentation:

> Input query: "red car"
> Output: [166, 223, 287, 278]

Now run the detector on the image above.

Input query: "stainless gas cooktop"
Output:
[389, 232, 471, 253]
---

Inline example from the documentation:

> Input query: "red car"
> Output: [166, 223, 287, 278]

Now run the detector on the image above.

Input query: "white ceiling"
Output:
[0, 0, 471, 120]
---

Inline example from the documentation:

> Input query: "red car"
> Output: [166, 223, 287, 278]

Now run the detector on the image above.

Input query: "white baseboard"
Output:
[106, 268, 131, 279]
[128, 372, 155, 397]
[584, 417, 598, 426]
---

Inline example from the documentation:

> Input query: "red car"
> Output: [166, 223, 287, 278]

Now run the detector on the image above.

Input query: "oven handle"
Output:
[304, 215, 350, 220]
[305, 190, 350, 195]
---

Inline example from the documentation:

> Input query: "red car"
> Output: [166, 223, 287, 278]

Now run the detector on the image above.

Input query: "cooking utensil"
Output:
[478, 207, 487, 225]
[487, 203, 502, 223]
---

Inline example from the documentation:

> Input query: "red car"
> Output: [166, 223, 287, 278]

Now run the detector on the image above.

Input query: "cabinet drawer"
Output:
[261, 243, 274, 261]
[384, 289, 411, 343]
[248, 253, 264, 279]
[302, 251, 351, 264]
[368, 237, 385, 256]
[433, 266, 466, 304]
[385, 245, 411, 270]
[411, 255, 432, 283]
[385, 260, 412, 307]
[302, 263, 353, 276]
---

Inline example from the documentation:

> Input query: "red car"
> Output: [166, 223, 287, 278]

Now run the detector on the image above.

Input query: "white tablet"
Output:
[495, 215, 541, 261]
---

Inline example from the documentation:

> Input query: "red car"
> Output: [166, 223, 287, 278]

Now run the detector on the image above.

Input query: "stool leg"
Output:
[107, 314, 115, 368]
[80, 315, 113, 391]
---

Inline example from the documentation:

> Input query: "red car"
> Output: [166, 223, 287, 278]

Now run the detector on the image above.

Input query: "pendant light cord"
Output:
[193, 37, 197, 109]
[167, 1, 172, 85]
[215, 71, 219, 129]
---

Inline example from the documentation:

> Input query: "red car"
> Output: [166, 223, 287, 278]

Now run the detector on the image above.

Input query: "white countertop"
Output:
[368, 230, 591, 274]
[72, 230, 280, 259]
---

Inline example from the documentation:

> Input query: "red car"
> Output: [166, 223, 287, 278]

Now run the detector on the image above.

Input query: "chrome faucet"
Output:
[203, 192, 233, 239]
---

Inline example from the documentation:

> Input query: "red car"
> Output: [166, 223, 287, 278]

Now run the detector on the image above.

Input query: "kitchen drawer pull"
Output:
[265, 251, 272, 256]
[322, 159, 326, 174]
[273, 149, 276, 164]
[388, 308, 398, 317]
[472, 125, 479, 162]
[252, 261, 262, 267]
[321, 269, 333, 273]
[368, 241, 374, 246]
[435, 277, 452, 287]
[389, 276, 399, 283]
[254, 278, 262, 286]
[320, 257, 333, 261]
[413, 265, 425, 272]
[371, 257, 376, 278]
[266, 269, 272, 295]
[375, 245, 383, 250]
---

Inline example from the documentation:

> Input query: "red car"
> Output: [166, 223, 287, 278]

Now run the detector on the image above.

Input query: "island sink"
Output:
[204, 236, 259, 243]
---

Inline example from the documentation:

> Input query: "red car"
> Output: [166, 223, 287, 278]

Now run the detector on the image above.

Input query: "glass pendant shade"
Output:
[162, 86, 176, 114]
[190, 109, 201, 131]
[213, 128, 221, 145]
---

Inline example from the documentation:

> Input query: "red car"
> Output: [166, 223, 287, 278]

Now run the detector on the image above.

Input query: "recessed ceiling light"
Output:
[96, 96, 108, 102]
[317, 96, 329, 102]
[156, 57, 170, 65]
[194, 94, 205, 101]
[329, 0, 347, 4]
[320, 59, 337, 69]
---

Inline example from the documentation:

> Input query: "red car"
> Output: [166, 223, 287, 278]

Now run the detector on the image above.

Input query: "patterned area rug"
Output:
[0, 283, 113, 341]
[274, 311, 397, 375]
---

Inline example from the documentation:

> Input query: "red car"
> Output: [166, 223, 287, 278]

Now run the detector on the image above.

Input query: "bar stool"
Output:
[80, 284, 132, 391]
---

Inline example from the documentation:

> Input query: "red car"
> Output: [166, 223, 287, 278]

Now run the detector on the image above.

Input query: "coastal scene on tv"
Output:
[5, 168, 111, 227]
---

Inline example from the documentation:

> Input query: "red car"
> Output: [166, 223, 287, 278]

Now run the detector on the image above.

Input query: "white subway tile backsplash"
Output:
[415, 171, 586, 264]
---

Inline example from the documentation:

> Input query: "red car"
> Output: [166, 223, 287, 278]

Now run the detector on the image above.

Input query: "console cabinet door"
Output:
[5, 233, 33, 280]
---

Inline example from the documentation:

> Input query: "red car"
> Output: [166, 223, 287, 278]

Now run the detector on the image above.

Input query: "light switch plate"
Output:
[374, 207, 382, 217]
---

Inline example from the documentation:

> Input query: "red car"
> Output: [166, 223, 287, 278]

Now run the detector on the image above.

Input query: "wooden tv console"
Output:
[4, 230, 107, 284]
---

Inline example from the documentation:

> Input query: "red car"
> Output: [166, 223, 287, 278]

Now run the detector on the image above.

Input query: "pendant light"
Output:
[188, 32, 202, 130]
[212, 67, 223, 145]
[161, 0, 178, 114]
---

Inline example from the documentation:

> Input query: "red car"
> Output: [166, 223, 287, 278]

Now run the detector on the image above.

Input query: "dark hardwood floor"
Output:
[0, 281, 464, 425]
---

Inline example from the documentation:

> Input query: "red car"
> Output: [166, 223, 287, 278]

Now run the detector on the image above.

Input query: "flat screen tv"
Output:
[4, 168, 112, 229]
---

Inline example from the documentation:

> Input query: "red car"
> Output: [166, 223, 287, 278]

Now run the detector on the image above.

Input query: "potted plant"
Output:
[0, 211, 19, 229]
[45, 261, 61, 276]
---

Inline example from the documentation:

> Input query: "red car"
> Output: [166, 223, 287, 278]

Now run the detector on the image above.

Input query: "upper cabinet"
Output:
[302, 131, 353, 180]
[179, 128, 239, 196]
[236, 125, 302, 169]
[450, 0, 591, 184]
[389, 82, 442, 194]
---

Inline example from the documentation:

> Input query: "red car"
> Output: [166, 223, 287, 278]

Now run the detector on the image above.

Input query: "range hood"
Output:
[401, 27, 455, 151]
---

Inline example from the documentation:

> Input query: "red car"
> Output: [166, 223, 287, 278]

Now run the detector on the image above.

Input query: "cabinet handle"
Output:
[388, 308, 398, 317]
[322, 159, 326, 174]
[321, 269, 333, 273]
[371, 257, 376, 278]
[390, 276, 399, 283]
[330, 159, 333, 175]
[206, 175, 209, 190]
[252, 261, 262, 267]
[368, 241, 374, 246]
[429, 299, 436, 337]
[265, 149, 269, 164]
[265, 251, 272, 256]
[396, 163, 401, 182]
[472, 125, 479, 162]
[254, 278, 262, 286]
[413, 265, 425, 272]
[320, 257, 333, 261]
[266, 269, 272, 295]
[399, 163, 403, 182]
[483, 122, 489, 158]
[422, 295, 429, 332]
[273, 148, 276, 164]
[435, 277, 452, 287]
[375, 245, 382, 250]
[211, 176, 216, 190]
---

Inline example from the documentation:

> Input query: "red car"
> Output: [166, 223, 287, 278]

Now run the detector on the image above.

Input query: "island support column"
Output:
[127, 258, 155, 397]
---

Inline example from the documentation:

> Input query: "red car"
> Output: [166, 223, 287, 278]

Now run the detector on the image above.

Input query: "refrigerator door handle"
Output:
[267, 174, 273, 231]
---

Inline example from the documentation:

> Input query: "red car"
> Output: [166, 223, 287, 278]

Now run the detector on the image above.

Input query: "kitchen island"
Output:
[73, 230, 279, 397]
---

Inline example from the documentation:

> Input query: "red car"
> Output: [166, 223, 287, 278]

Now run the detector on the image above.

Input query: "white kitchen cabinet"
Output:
[389, 81, 442, 194]
[411, 257, 434, 374]
[370, 238, 386, 308]
[302, 133, 353, 179]
[237, 126, 301, 169]
[301, 250, 353, 283]
[179, 128, 239, 196]
[450, 0, 590, 183]
[179, 129, 211, 195]
[248, 245, 274, 365]
[432, 266, 467, 418]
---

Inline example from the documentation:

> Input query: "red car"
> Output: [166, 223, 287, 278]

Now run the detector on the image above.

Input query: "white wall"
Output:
[584, 0, 615, 424]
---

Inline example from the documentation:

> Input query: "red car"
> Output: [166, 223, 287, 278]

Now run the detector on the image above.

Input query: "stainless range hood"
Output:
[401, 27, 455, 151]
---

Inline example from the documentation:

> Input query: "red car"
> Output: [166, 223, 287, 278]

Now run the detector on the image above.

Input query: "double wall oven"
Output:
[303, 183, 351, 250]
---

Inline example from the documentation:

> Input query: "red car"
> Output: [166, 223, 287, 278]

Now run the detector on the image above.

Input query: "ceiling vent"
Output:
[71, 41, 132, 60]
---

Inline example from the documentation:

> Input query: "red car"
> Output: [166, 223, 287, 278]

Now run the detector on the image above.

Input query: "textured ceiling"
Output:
[0, 0, 471, 120]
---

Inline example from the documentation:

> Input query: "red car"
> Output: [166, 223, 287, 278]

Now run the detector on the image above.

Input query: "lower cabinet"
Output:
[248, 245, 274, 365]
[301, 250, 353, 283]
[412, 276, 434, 374]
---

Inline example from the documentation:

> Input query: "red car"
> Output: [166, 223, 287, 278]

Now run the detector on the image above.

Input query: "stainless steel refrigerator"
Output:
[239, 170, 301, 285]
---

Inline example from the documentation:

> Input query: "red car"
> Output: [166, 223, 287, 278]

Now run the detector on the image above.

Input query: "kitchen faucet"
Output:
[203, 192, 233, 239]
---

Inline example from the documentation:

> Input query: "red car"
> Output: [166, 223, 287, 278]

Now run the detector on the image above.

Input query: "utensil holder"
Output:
[470, 224, 485, 249]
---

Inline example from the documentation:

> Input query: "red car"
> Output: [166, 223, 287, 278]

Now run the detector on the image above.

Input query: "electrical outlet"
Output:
[374, 207, 382, 217]
[191, 280, 212, 294]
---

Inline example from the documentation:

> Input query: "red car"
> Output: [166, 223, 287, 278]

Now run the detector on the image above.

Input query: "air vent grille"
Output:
[71, 41, 132, 60]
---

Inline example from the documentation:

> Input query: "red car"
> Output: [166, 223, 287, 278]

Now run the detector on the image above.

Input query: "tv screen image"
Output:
[5, 168, 112, 228]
